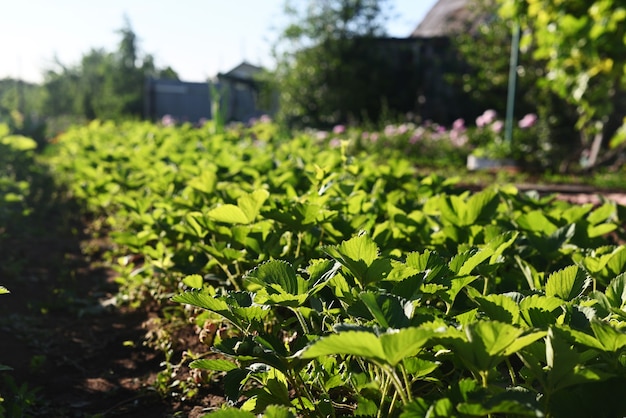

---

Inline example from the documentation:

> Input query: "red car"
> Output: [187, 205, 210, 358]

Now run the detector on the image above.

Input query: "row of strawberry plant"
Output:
[0, 124, 38, 235]
[46, 120, 626, 416]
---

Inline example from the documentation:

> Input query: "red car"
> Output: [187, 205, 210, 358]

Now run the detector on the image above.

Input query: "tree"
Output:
[0, 78, 46, 143]
[42, 18, 178, 121]
[272, 0, 394, 128]
[499, 0, 626, 170]
[452, 0, 580, 171]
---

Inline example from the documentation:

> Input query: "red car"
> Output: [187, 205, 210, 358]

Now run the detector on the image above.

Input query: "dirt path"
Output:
[0, 208, 173, 417]
[514, 183, 626, 206]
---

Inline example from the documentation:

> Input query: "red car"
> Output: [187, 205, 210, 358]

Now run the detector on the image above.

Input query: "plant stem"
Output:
[295, 231, 303, 259]
[399, 364, 413, 402]
[291, 307, 310, 335]
[480, 370, 489, 388]
[382, 364, 409, 406]
[219, 264, 240, 291]
[505, 357, 517, 386]
[377, 374, 391, 418]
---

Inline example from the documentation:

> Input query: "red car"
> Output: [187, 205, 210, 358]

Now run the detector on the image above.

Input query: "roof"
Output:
[221, 61, 263, 81]
[411, 0, 471, 37]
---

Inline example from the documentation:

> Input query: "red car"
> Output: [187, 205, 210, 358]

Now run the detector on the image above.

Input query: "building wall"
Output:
[144, 78, 266, 124]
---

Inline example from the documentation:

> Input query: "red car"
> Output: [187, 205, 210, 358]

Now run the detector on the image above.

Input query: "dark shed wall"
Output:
[144, 79, 211, 123]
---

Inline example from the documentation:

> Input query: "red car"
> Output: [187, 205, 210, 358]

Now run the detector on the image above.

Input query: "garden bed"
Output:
[3, 121, 626, 417]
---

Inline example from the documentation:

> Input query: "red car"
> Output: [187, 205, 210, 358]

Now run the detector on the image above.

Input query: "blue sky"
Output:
[0, 0, 438, 83]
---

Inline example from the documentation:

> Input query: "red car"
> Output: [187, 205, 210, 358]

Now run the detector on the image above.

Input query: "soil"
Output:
[0, 187, 224, 417]
[1, 177, 625, 417]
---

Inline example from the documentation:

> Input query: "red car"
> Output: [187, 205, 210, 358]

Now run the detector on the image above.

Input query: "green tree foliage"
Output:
[453, 0, 580, 171]
[0, 79, 46, 144]
[272, 0, 399, 128]
[499, 0, 626, 170]
[42, 18, 178, 122]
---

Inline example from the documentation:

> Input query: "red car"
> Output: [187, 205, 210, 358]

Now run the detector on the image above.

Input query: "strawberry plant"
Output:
[45, 119, 626, 415]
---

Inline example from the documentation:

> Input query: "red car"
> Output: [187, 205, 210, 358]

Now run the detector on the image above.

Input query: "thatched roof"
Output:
[411, 0, 471, 37]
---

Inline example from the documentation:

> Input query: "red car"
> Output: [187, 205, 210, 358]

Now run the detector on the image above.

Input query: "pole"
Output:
[504, 21, 520, 144]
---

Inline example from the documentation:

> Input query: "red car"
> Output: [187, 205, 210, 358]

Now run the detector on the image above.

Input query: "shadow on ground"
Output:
[0, 151, 172, 417]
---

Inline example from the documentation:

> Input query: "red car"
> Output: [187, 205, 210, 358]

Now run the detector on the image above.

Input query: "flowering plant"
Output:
[310, 119, 472, 168]
[467, 110, 540, 162]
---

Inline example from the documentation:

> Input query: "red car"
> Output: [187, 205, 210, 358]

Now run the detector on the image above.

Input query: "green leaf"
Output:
[474, 293, 521, 324]
[183, 274, 204, 289]
[427, 398, 455, 417]
[172, 291, 269, 329]
[457, 387, 543, 416]
[465, 188, 499, 225]
[438, 194, 465, 226]
[1, 135, 37, 151]
[207, 204, 250, 224]
[590, 320, 626, 352]
[588, 223, 617, 238]
[450, 321, 545, 373]
[545, 327, 610, 392]
[191, 358, 238, 371]
[405, 250, 449, 282]
[359, 292, 411, 328]
[516, 210, 557, 234]
[323, 234, 379, 285]
[442, 275, 479, 309]
[400, 399, 429, 417]
[244, 260, 307, 296]
[606, 246, 626, 278]
[545, 265, 590, 301]
[519, 294, 564, 327]
[201, 408, 256, 418]
[605, 273, 626, 309]
[457, 247, 494, 276]
[298, 326, 435, 366]
[0, 286, 9, 295]
[487, 230, 519, 263]
[528, 223, 576, 254]
[183, 212, 209, 238]
[223, 368, 251, 403]
[173, 291, 231, 312]
[263, 405, 297, 418]
[187, 169, 217, 194]
[587, 202, 616, 225]
[355, 396, 379, 416]
[237, 189, 270, 223]
[437, 189, 498, 227]
[515, 255, 542, 291]
[402, 357, 440, 378]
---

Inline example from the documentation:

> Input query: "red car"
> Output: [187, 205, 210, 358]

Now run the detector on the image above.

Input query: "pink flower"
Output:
[315, 131, 328, 140]
[491, 120, 504, 133]
[452, 118, 465, 131]
[370, 133, 379, 143]
[329, 138, 341, 148]
[477, 110, 497, 127]
[450, 130, 468, 147]
[259, 114, 272, 123]
[518, 113, 538, 129]
[384, 124, 396, 136]
[397, 124, 409, 135]
[332, 125, 345, 134]
[409, 127, 424, 144]
[161, 114, 175, 126]
[361, 132, 370, 140]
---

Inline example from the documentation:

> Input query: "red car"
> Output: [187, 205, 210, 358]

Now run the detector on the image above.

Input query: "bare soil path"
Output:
[0, 163, 225, 417]
[0, 205, 173, 417]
